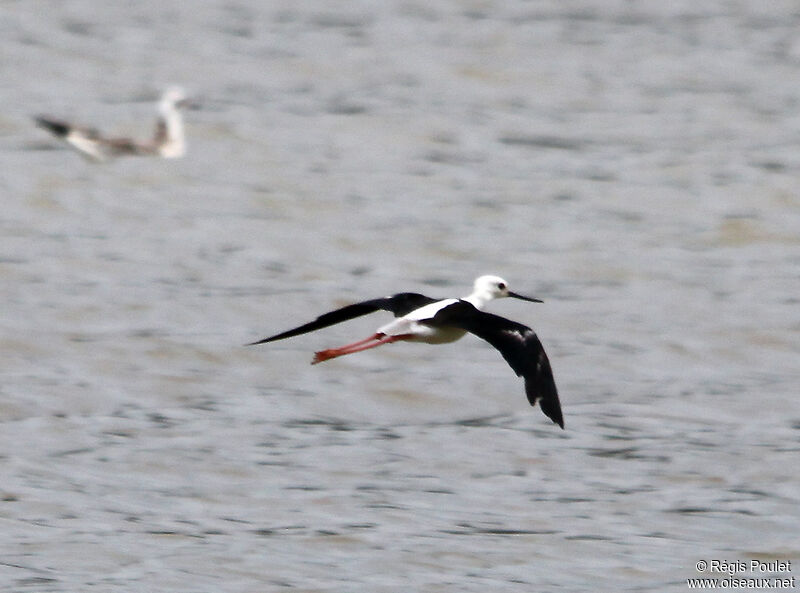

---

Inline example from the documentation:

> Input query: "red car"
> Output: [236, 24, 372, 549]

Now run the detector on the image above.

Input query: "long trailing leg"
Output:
[312, 333, 411, 365]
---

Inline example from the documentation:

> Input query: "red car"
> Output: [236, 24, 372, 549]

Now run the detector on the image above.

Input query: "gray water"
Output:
[2, 1, 799, 591]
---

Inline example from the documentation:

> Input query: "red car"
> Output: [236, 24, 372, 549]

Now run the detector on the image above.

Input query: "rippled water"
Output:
[1, 1, 799, 591]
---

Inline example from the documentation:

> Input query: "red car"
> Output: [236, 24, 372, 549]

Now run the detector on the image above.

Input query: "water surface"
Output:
[1, 1, 799, 591]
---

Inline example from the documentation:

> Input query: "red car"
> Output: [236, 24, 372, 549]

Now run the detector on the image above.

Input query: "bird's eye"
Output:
[498, 282, 506, 290]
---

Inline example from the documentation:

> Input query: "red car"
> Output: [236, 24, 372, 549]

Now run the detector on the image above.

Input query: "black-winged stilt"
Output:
[34, 86, 192, 162]
[249, 275, 564, 428]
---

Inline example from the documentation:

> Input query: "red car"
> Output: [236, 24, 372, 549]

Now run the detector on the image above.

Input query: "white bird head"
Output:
[159, 86, 192, 113]
[465, 275, 543, 309]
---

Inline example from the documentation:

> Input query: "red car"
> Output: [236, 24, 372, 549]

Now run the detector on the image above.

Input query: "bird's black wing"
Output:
[35, 116, 71, 138]
[430, 301, 563, 428]
[35, 116, 103, 139]
[248, 292, 437, 345]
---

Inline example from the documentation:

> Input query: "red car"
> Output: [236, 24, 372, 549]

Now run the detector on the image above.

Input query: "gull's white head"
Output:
[465, 275, 542, 309]
[159, 86, 189, 113]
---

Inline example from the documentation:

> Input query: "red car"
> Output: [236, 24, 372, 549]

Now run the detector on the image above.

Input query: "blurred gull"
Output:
[34, 86, 193, 162]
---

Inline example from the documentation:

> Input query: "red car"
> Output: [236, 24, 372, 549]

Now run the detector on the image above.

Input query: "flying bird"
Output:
[34, 86, 192, 162]
[249, 275, 563, 428]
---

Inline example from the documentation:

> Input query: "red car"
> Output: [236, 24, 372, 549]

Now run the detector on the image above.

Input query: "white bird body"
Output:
[378, 298, 467, 344]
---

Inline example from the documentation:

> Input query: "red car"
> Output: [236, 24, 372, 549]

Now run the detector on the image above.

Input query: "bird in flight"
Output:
[249, 275, 563, 428]
[34, 86, 193, 162]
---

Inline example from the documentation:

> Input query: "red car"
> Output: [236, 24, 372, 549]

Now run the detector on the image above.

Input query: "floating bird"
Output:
[34, 86, 192, 161]
[249, 275, 563, 428]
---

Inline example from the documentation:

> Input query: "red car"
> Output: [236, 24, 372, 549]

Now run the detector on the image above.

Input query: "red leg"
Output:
[312, 333, 411, 365]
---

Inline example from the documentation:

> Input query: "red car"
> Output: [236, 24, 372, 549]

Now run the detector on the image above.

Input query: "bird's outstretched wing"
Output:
[35, 116, 75, 138]
[248, 292, 438, 345]
[430, 301, 564, 428]
[34, 116, 109, 161]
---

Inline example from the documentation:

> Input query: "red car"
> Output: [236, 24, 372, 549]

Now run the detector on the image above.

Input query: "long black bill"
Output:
[508, 291, 543, 303]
